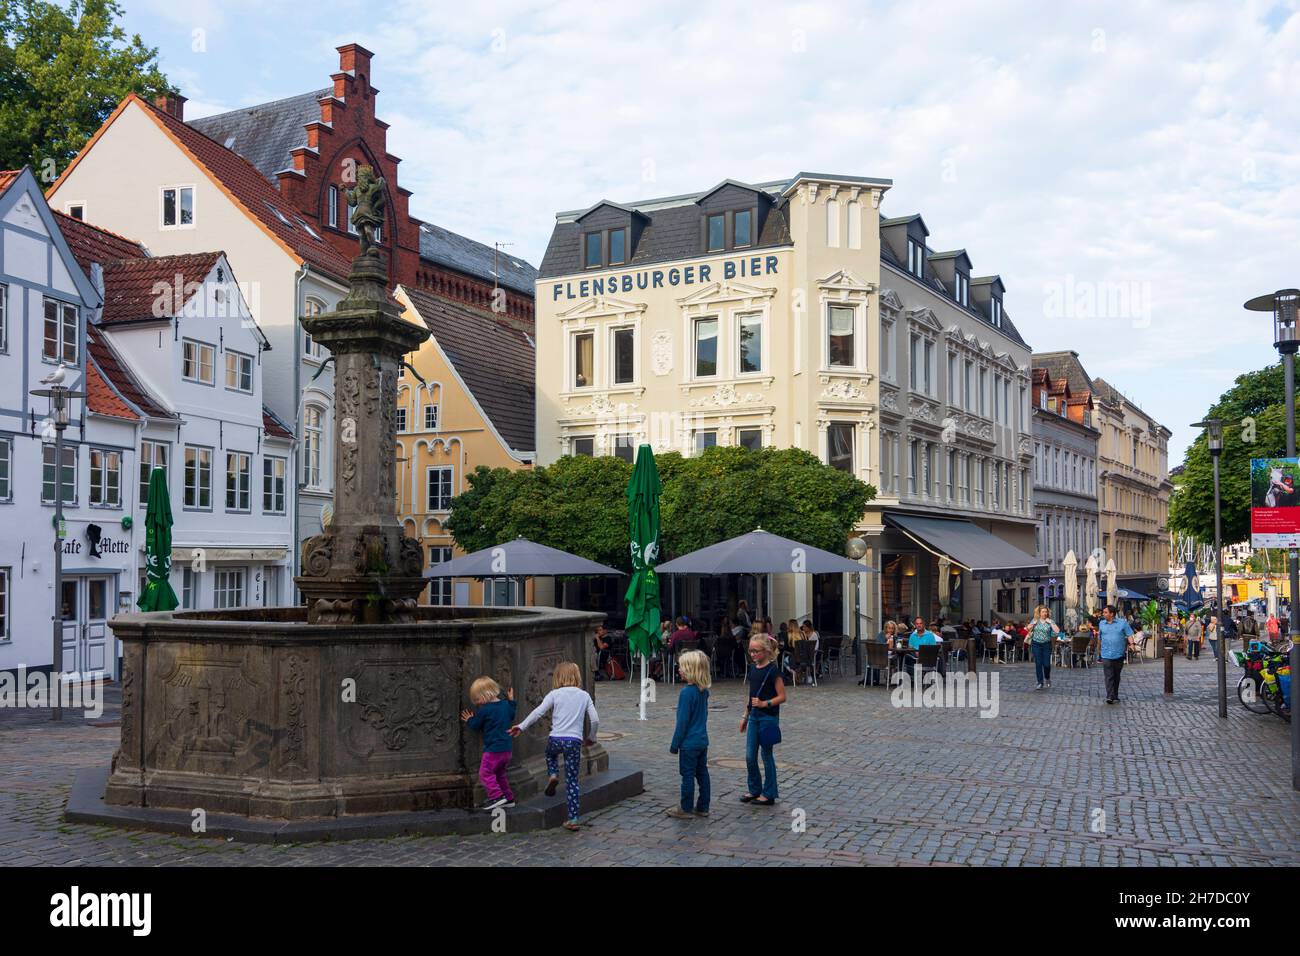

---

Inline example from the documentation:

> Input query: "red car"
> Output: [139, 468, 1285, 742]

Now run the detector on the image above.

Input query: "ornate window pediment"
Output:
[905, 307, 943, 334]
[557, 296, 646, 323]
[878, 288, 904, 315]
[816, 269, 876, 296]
[677, 279, 776, 310]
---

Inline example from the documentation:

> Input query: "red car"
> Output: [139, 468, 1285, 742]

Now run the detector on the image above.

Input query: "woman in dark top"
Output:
[739, 634, 786, 806]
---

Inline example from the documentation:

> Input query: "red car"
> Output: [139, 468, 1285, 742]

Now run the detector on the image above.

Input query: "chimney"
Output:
[153, 92, 187, 121]
[337, 43, 374, 81]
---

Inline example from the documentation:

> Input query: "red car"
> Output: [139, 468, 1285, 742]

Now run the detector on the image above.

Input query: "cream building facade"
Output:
[537, 173, 1044, 634]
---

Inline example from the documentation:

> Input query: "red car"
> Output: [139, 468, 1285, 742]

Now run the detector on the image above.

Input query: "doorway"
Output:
[60, 575, 114, 680]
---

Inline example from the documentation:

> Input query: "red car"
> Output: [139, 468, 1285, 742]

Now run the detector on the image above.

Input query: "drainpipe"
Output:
[292, 262, 308, 590]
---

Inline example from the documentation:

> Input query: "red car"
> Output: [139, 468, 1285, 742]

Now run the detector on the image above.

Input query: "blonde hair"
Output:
[749, 634, 778, 664]
[677, 649, 712, 690]
[553, 661, 582, 688]
[469, 676, 501, 704]
[1034, 604, 1051, 617]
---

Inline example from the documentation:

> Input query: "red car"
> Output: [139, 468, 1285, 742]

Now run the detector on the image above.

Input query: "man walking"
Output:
[1098, 605, 1133, 705]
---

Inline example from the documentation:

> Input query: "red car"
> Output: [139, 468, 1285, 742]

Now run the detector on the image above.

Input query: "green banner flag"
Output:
[137, 468, 179, 612]
[624, 444, 662, 659]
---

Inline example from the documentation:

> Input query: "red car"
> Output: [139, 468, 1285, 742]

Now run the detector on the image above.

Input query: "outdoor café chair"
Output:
[796, 641, 818, 686]
[915, 643, 941, 679]
[823, 635, 845, 676]
[1070, 634, 1092, 668]
[863, 641, 892, 688]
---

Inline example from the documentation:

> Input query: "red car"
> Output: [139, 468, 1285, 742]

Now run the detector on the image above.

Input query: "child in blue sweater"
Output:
[460, 677, 516, 811]
[667, 649, 711, 819]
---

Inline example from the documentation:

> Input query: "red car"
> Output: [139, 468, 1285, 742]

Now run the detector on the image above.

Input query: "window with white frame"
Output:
[694, 430, 717, 454]
[302, 406, 323, 487]
[573, 330, 594, 387]
[263, 456, 286, 514]
[0, 284, 7, 353]
[303, 298, 326, 358]
[827, 423, 854, 474]
[978, 367, 988, 416]
[427, 466, 453, 511]
[612, 327, 636, 385]
[41, 444, 76, 505]
[225, 452, 251, 512]
[161, 186, 194, 228]
[183, 339, 215, 384]
[881, 320, 895, 381]
[956, 272, 969, 307]
[880, 433, 892, 493]
[891, 434, 900, 493]
[693, 317, 718, 377]
[947, 449, 956, 501]
[184, 445, 212, 509]
[224, 350, 253, 392]
[423, 401, 439, 430]
[0, 437, 9, 501]
[947, 352, 958, 405]
[991, 297, 1002, 328]
[213, 568, 244, 609]
[328, 185, 338, 229]
[396, 406, 407, 433]
[924, 339, 934, 396]
[0, 566, 9, 640]
[738, 428, 763, 451]
[960, 454, 970, 503]
[737, 313, 763, 374]
[182, 567, 196, 609]
[89, 448, 121, 507]
[964, 360, 974, 409]
[139, 440, 168, 506]
[907, 239, 925, 278]
[908, 439, 917, 495]
[827, 304, 854, 368]
[571, 436, 594, 457]
[43, 298, 78, 364]
[974, 457, 984, 506]
[428, 546, 453, 605]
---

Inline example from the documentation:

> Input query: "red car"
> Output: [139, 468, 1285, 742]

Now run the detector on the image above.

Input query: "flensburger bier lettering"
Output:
[552, 255, 780, 301]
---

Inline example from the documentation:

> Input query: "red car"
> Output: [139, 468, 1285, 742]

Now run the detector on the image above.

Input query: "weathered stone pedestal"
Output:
[96, 605, 619, 822]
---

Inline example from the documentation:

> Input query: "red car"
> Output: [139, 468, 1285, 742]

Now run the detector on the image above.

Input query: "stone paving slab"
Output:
[2, 650, 1297, 866]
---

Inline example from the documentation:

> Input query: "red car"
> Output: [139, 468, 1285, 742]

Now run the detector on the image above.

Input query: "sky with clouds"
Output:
[116, 0, 1300, 465]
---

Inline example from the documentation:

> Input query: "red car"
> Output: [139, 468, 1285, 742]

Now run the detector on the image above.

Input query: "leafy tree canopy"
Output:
[0, 0, 171, 176]
[447, 447, 876, 571]
[1169, 363, 1297, 546]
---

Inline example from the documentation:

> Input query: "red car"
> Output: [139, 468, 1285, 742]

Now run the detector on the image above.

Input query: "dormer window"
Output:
[585, 232, 602, 269]
[907, 239, 924, 279]
[991, 297, 1003, 328]
[584, 228, 627, 269]
[734, 209, 752, 247]
[609, 229, 626, 265]
[707, 214, 725, 252]
[956, 272, 969, 307]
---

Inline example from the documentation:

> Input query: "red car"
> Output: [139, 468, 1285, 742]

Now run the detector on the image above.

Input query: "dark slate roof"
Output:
[401, 286, 535, 455]
[418, 222, 537, 296]
[880, 253, 1030, 350]
[188, 89, 332, 182]
[539, 186, 793, 278]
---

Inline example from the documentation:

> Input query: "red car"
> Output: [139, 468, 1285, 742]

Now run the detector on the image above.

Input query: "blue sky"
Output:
[116, 0, 1300, 466]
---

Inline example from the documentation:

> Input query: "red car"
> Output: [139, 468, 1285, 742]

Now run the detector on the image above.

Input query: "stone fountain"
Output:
[65, 170, 641, 840]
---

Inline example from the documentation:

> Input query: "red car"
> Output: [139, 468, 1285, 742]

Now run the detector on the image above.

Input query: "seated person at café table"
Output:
[902, 616, 944, 677]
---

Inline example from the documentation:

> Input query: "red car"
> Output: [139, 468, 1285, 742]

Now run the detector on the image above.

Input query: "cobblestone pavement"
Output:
[2, 650, 1297, 866]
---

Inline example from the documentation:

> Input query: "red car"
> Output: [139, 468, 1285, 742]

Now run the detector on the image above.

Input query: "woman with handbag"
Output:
[739, 634, 786, 807]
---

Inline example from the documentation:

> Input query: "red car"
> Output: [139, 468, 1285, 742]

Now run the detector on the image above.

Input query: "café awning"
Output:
[884, 513, 1046, 580]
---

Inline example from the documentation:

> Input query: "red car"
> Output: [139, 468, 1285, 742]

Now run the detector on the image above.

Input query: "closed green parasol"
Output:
[624, 445, 662, 718]
[136, 468, 179, 612]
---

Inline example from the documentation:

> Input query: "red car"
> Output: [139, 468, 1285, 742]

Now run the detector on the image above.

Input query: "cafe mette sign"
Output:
[549, 253, 781, 302]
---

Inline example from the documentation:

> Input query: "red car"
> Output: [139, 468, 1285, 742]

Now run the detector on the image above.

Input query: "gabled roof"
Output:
[1033, 351, 1095, 398]
[262, 405, 294, 440]
[573, 199, 648, 222]
[418, 222, 537, 297]
[881, 213, 929, 234]
[86, 327, 175, 421]
[188, 89, 333, 182]
[695, 179, 769, 203]
[53, 211, 147, 274]
[100, 252, 223, 325]
[0, 170, 18, 197]
[51, 95, 353, 281]
[400, 285, 535, 456]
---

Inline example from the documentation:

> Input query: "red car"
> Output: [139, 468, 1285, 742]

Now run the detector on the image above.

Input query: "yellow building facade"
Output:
[394, 285, 536, 605]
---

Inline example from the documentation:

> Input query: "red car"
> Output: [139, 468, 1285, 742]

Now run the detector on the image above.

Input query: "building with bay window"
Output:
[536, 172, 1044, 633]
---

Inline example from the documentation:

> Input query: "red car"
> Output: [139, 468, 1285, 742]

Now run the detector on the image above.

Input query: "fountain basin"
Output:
[100, 605, 615, 820]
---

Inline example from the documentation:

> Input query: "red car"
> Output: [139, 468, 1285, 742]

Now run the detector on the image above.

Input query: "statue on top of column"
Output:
[346, 166, 386, 256]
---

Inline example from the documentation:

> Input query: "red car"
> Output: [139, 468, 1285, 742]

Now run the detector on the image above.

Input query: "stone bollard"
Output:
[1164, 642, 1174, 694]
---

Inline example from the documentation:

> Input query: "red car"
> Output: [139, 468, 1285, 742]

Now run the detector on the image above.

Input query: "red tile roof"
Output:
[86, 328, 175, 421]
[54, 211, 147, 274]
[133, 96, 353, 280]
[99, 252, 222, 325]
[85, 351, 139, 421]
[262, 406, 294, 440]
[0, 170, 18, 197]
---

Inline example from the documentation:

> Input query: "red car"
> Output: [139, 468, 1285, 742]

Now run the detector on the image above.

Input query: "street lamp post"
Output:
[1246, 289, 1300, 789]
[1193, 418, 1226, 718]
[31, 381, 84, 722]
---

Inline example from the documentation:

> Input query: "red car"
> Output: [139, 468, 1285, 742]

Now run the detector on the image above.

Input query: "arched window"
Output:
[303, 298, 326, 359]
[303, 405, 324, 487]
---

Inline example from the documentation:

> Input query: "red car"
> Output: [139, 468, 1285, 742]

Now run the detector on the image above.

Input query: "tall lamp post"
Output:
[31, 379, 84, 722]
[1246, 288, 1300, 789]
[1192, 418, 1226, 718]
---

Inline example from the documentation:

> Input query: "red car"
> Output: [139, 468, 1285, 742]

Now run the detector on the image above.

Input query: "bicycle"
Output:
[1235, 641, 1292, 722]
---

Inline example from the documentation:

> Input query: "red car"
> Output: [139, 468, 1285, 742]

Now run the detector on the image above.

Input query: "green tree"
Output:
[447, 446, 876, 570]
[1169, 363, 1296, 546]
[0, 0, 171, 176]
